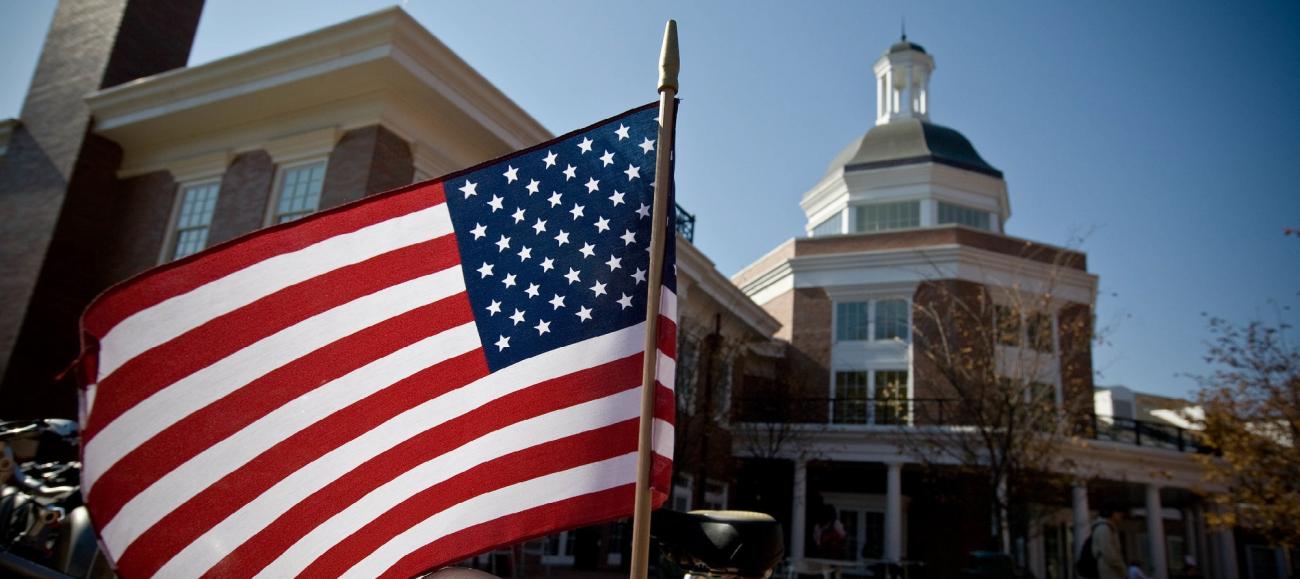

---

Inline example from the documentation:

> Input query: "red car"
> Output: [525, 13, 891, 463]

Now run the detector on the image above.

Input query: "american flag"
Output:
[77, 102, 677, 578]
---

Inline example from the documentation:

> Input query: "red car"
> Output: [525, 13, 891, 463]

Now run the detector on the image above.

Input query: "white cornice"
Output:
[732, 427, 1218, 490]
[86, 7, 551, 178]
[735, 238, 1098, 306]
[263, 127, 340, 165]
[168, 150, 231, 183]
[678, 236, 782, 338]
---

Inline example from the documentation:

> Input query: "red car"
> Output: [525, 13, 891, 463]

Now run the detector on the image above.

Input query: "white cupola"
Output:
[873, 35, 934, 126]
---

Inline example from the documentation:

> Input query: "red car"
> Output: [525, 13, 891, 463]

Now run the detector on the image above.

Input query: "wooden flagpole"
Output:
[629, 19, 678, 579]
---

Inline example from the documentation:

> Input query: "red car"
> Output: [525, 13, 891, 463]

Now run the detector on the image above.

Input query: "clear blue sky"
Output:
[2, 1, 1297, 400]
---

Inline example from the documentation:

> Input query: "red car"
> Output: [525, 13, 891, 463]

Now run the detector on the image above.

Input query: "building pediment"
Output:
[85, 7, 551, 178]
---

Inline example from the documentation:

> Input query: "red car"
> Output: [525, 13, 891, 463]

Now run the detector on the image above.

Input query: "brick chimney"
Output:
[0, 0, 206, 417]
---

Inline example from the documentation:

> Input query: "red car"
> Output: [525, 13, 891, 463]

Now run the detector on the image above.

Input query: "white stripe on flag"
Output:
[84, 266, 465, 493]
[99, 322, 481, 556]
[151, 314, 664, 577]
[251, 391, 662, 578]
[96, 204, 453, 379]
[341, 453, 642, 579]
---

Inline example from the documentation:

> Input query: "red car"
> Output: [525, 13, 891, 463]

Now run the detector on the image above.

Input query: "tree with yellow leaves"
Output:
[1195, 314, 1300, 548]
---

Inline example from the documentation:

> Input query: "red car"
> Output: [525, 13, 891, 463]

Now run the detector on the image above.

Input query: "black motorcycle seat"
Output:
[651, 509, 784, 578]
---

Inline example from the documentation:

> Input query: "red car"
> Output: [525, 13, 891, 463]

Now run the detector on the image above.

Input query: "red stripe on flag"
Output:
[110, 349, 490, 579]
[204, 353, 646, 577]
[84, 233, 461, 441]
[86, 293, 474, 526]
[304, 421, 641, 579]
[658, 312, 677, 358]
[384, 485, 639, 579]
[82, 182, 447, 337]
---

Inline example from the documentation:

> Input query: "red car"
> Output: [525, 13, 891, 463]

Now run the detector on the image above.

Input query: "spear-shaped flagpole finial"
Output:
[659, 20, 679, 93]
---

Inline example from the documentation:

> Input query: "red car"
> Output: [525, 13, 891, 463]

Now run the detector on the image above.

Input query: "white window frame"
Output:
[541, 531, 576, 566]
[852, 200, 921, 233]
[821, 492, 909, 563]
[265, 158, 329, 226]
[160, 178, 223, 263]
[829, 367, 912, 426]
[833, 297, 912, 343]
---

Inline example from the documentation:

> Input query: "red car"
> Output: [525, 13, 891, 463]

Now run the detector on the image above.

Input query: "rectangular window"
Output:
[854, 201, 919, 233]
[863, 511, 885, 559]
[1027, 382, 1056, 407]
[938, 201, 992, 230]
[995, 305, 1021, 347]
[833, 371, 869, 424]
[1027, 313, 1055, 352]
[811, 213, 842, 237]
[272, 160, 327, 223]
[874, 370, 909, 425]
[874, 299, 909, 341]
[836, 302, 871, 341]
[169, 181, 220, 261]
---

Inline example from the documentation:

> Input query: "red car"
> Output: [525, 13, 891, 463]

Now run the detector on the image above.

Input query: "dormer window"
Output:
[938, 202, 991, 230]
[810, 212, 843, 237]
[855, 201, 919, 233]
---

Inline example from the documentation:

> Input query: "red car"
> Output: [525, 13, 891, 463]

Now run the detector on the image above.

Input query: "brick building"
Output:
[0, 1, 778, 575]
[726, 38, 1245, 579]
[0, 3, 1267, 578]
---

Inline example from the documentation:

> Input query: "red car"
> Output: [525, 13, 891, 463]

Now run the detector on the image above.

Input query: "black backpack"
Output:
[1074, 522, 1104, 578]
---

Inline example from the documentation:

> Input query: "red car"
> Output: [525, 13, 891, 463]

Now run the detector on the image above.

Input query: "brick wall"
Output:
[1057, 302, 1096, 421]
[100, 170, 177, 285]
[321, 125, 414, 210]
[0, 0, 204, 417]
[795, 226, 1087, 271]
[207, 151, 275, 246]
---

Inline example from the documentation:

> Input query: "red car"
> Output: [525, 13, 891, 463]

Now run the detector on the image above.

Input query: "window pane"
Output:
[1028, 382, 1056, 407]
[874, 370, 908, 425]
[834, 371, 869, 424]
[173, 228, 208, 260]
[811, 213, 842, 237]
[836, 302, 870, 341]
[996, 305, 1021, 347]
[171, 182, 220, 261]
[275, 161, 326, 222]
[938, 201, 992, 230]
[874, 299, 909, 341]
[1027, 313, 1054, 352]
[855, 201, 919, 233]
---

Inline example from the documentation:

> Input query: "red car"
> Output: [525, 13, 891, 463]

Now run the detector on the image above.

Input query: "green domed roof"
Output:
[826, 118, 1002, 179]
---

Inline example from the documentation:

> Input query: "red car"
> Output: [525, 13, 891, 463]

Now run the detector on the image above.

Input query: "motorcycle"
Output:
[430, 509, 785, 579]
[0, 419, 113, 578]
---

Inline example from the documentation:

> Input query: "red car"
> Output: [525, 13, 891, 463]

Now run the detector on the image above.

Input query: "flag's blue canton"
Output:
[444, 104, 676, 371]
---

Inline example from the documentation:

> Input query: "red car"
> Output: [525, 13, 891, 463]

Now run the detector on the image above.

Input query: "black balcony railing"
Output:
[732, 397, 1213, 454]
[1090, 414, 1213, 454]
[675, 202, 695, 242]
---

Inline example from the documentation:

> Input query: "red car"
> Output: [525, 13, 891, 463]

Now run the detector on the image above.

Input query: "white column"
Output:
[1145, 484, 1168, 579]
[1072, 483, 1090, 557]
[885, 461, 903, 563]
[877, 75, 885, 123]
[905, 64, 915, 116]
[884, 68, 893, 119]
[791, 458, 808, 562]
